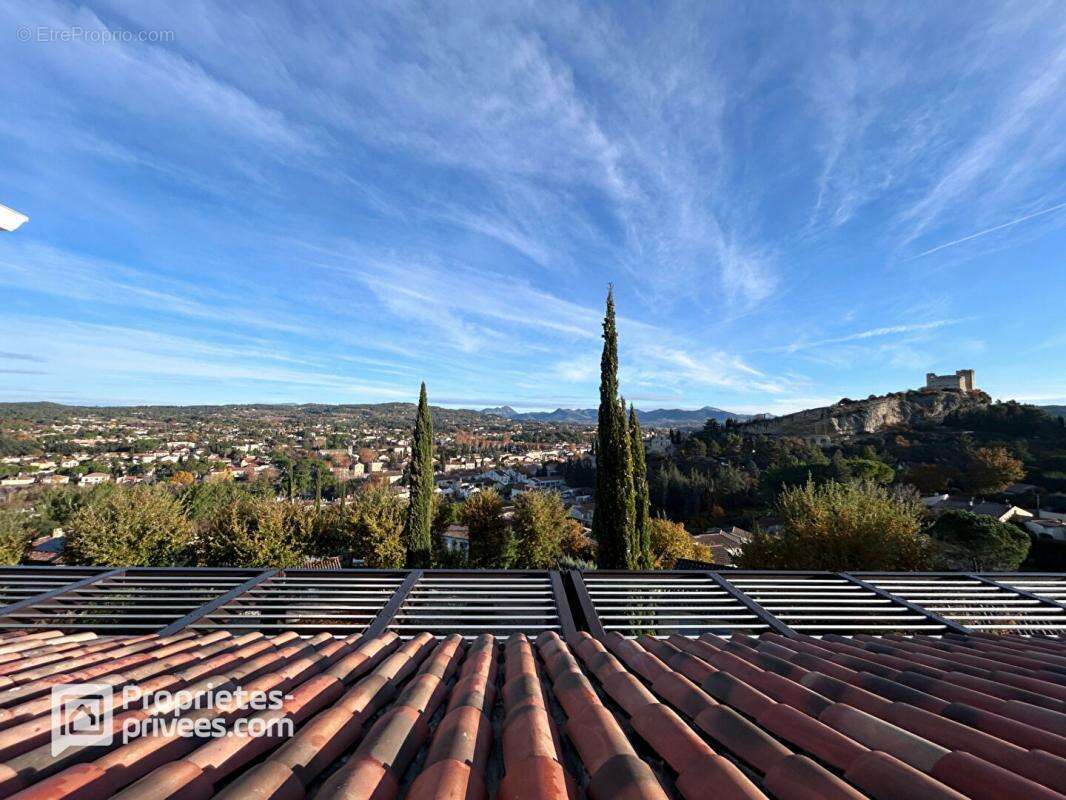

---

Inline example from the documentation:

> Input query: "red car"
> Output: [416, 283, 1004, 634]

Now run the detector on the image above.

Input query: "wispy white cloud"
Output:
[2, 2, 1064, 409]
[898, 27, 1066, 246]
[3, 316, 410, 399]
[781, 319, 967, 353]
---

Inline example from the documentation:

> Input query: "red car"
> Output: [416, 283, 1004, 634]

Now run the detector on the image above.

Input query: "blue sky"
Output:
[1, 1, 1064, 414]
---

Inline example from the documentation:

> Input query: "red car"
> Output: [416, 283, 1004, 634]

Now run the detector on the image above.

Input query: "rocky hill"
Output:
[738, 389, 991, 440]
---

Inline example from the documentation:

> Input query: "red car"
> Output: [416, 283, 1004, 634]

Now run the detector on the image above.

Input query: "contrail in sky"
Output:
[907, 200, 1066, 260]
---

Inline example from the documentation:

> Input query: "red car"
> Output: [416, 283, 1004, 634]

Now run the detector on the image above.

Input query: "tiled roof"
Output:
[0, 627, 1064, 798]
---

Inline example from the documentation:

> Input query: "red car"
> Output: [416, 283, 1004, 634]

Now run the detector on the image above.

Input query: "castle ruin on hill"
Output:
[925, 369, 975, 392]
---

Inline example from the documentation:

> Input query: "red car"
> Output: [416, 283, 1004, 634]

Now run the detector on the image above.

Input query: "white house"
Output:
[441, 524, 470, 554]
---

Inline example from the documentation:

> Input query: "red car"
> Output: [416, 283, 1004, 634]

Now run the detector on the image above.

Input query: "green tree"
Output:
[65, 485, 195, 566]
[737, 480, 934, 571]
[902, 463, 952, 494]
[629, 406, 651, 568]
[962, 447, 1025, 494]
[829, 450, 852, 482]
[196, 496, 310, 568]
[593, 287, 635, 568]
[403, 382, 434, 567]
[339, 485, 406, 568]
[928, 509, 1030, 571]
[313, 463, 322, 513]
[0, 509, 32, 564]
[463, 489, 512, 568]
[848, 458, 895, 484]
[179, 480, 249, 521]
[431, 495, 460, 564]
[512, 491, 567, 569]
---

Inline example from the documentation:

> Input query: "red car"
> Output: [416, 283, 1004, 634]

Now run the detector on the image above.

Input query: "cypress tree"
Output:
[629, 405, 651, 568]
[593, 286, 635, 568]
[313, 464, 322, 513]
[621, 399, 637, 568]
[403, 382, 434, 567]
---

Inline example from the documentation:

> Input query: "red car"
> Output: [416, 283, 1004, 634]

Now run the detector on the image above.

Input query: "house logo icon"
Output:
[51, 683, 114, 756]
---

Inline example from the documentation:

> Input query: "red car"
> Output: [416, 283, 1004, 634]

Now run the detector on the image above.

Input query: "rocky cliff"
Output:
[738, 389, 990, 440]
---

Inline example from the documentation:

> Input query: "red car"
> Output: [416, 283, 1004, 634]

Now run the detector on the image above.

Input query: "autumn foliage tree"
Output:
[560, 518, 596, 563]
[902, 463, 953, 494]
[647, 517, 712, 569]
[961, 447, 1025, 494]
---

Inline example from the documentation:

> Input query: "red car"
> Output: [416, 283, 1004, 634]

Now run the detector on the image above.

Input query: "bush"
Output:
[196, 496, 311, 568]
[737, 480, 933, 571]
[338, 485, 406, 568]
[462, 490, 513, 568]
[927, 509, 1030, 571]
[511, 491, 567, 569]
[557, 554, 596, 571]
[65, 485, 194, 566]
[0, 509, 32, 564]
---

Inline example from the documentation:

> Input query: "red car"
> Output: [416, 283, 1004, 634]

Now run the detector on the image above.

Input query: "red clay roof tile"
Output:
[0, 614, 1063, 800]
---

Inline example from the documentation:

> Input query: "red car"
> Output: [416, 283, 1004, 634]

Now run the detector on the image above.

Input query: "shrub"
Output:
[196, 496, 311, 568]
[927, 509, 1030, 571]
[338, 485, 406, 568]
[0, 509, 32, 565]
[737, 480, 933, 571]
[511, 491, 567, 569]
[65, 485, 194, 566]
[462, 490, 513, 568]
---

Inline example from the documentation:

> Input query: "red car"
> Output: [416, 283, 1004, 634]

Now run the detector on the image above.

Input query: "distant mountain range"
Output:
[478, 405, 755, 428]
[1044, 406, 1066, 420]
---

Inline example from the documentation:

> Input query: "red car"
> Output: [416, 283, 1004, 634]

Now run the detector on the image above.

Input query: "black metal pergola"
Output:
[0, 566, 1062, 639]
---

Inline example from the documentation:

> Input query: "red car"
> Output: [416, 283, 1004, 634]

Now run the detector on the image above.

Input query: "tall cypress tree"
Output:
[313, 464, 322, 513]
[621, 399, 637, 568]
[593, 287, 635, 568]
[403, 382, 434, 567]
[629, 405, 651, 568]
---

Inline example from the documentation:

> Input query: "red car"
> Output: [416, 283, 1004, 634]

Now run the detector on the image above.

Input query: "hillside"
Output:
[1044, 406, 1066, 421]
[0, 401, 493, 430]
[0, 400, 749, 430]
[738, 389, 990, 440]
[480, 405, 753, 428]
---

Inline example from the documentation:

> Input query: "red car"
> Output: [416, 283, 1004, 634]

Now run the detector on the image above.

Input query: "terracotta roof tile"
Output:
[0, 604, 1064, 799]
